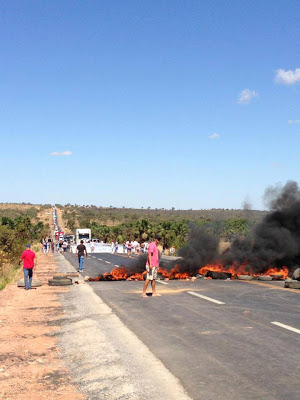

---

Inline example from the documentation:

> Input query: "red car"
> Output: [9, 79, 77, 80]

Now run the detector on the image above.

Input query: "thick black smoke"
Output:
[127, 182, 300, 277]
[176, 223, 219, 275]
[127, 254, 148, 274]
[222, 181, 300, 274]
[263, 180, 300, 211]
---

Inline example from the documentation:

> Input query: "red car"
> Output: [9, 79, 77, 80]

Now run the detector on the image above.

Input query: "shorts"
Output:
[146, 265, 158, 281]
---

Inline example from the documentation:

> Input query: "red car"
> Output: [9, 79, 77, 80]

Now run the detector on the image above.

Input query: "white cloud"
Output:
[275, 68, 300, 85]
[209, 133, 220, 139]
[238, 89, 258, 104]
[288, 119, 300, 124]
[50, 151, 72, 156]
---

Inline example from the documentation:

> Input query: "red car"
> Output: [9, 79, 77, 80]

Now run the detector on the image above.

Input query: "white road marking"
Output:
[271, 322, 300, 335]
[92, 256, 96, 258]
[156, 280, 168, 285]
[98, 258, 102, 261]
[105, 261, 111, 264]
[114, 265, 119, 267]
[187, 291, 225, 305]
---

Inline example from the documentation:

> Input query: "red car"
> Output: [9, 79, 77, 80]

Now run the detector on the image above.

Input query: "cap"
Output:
[154, 234, 162, 241]
[26, 244, 31, 248]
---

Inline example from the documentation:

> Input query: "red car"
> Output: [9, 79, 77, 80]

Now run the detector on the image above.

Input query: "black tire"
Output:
[258, 276, 272, 281]
[237, 275, 253, 281]
[48, 279, 72, 286]
[52, 276, 72, 280]
[284, 280, 300, 289]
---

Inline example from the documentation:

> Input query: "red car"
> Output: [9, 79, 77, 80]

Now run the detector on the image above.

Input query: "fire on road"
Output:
[63, 251, 300, 400]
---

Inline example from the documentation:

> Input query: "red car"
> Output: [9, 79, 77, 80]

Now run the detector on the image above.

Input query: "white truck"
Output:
[75, 228, 91, 244]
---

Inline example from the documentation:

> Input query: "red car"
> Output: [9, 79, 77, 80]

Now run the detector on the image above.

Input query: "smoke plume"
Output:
[223, 181, 300, 273]
[177, 223, 219, 275]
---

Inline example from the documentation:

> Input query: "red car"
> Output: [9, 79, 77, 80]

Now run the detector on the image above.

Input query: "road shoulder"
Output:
[0, 252, 86, 400]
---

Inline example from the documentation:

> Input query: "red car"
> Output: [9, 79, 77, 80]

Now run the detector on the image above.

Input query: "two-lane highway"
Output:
[63, 251, 300, 400]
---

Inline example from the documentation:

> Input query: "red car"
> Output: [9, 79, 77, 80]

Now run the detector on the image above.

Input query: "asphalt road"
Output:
[63, 251, 300, 400]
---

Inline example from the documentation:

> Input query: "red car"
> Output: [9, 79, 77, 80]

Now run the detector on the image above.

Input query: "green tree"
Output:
[224, 219, 249, 241]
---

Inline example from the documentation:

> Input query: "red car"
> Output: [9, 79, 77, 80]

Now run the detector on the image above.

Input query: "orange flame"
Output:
[199, 262, 288, 280]
[158, 265, 191, 280]
[88, 262, 289, 282]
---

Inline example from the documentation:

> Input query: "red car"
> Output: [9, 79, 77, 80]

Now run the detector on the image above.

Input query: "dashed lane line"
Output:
[98, 258, 102, 261]
[105, 261, 111, 264]
[156, 280, 169, 285]
[271, 322, 300, 335]
[187, 291, 225, 305]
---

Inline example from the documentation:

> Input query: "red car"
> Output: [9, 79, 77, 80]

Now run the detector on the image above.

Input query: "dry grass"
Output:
[219, 240, 231, 253]
[37, 207, 52, 225]
[0, 263, 21, 291]
[0, 203, 52, 225]
[0, 244, 41, 291]
[0, 203, 36, 210]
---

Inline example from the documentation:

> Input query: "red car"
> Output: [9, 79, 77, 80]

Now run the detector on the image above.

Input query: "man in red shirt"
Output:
[19, 244, 37, 290]
[142, 235, 161, 298]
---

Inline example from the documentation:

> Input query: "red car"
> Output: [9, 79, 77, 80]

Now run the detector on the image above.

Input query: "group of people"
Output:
[41, 237, 54, 254]
[108, 240, 150, 256]
[41, 237, 69, 254]
[19, 234, 162, 297]
[123, 240, 147, 256]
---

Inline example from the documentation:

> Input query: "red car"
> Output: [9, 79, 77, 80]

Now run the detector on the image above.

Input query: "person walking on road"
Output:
[127, 241, 132, 257]
[142, 235, 161, 298]
[19, 244, 36, 290]
[76, 240, 87, 272]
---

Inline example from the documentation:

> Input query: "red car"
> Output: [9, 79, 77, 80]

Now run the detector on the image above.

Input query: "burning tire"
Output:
[48, 278, 72, 286]
[237, 275, 253, 281]
[206, 271, 232, 279]
[270, 274, 284, 280]
[257, 276, 272, 281]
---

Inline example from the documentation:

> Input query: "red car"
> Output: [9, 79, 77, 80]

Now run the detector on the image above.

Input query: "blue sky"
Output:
[0, 0, 299, 210]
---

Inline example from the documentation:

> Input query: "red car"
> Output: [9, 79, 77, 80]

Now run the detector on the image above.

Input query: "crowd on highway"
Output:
[41, 236, 160, 257]
[40, 237, 69, 254]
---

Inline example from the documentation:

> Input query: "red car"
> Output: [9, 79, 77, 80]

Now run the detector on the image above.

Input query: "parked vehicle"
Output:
[75, 228, 91, 244]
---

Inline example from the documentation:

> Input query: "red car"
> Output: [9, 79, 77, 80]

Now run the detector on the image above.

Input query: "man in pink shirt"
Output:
[19, 244, 36, 290]
[142, 235, 161, 298]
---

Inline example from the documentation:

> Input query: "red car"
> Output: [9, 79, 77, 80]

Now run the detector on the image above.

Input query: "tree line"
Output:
[0, 216, 49, 266]
[63, 213, 252, 249]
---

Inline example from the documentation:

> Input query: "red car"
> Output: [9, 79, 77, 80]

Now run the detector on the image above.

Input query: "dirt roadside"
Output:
[0, 252, 86, 400]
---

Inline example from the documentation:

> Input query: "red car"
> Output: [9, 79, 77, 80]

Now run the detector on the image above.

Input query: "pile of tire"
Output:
[48, 276, 73, 286]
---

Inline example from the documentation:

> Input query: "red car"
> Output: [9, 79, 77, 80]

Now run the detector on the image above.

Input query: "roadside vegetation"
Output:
[60, 204, 266, 250]
[0, 213, 50, 290]
[0, 203, 51, 221]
